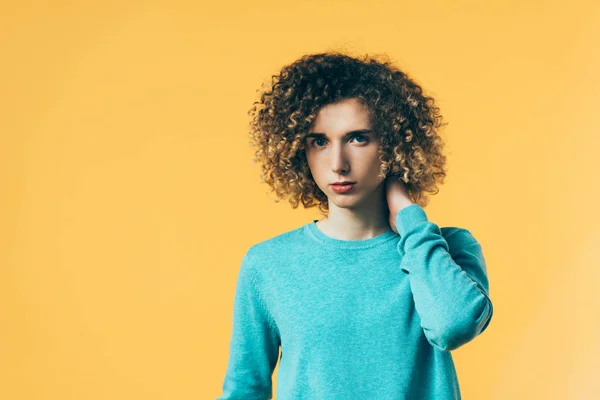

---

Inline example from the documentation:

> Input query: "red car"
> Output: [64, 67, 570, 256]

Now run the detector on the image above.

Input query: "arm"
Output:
[217, 248, 281, 399]
[395, 204, 493, 352]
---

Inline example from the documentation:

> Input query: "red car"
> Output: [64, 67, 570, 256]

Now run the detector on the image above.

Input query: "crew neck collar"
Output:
[304, 220, 398, 249]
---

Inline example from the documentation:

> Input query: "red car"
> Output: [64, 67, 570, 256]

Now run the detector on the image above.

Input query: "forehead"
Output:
[309, 98, 371, 132]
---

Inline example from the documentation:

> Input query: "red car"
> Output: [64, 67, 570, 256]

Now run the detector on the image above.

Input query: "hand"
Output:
[385, 176, 415, 233]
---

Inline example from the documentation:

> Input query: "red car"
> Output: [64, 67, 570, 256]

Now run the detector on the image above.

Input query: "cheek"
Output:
[306, 157, 324, 181]
[366, 153, 383, 170]
[365, 158, 385, 182]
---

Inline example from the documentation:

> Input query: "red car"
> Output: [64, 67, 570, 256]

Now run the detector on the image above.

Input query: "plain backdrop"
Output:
[1, 1, 599, 399]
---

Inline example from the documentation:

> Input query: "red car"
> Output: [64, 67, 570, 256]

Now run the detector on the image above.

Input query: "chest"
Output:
[264, 253, 421, 349]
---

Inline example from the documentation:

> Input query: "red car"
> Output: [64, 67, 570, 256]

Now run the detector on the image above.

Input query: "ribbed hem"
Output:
[303, 220, 398, 249]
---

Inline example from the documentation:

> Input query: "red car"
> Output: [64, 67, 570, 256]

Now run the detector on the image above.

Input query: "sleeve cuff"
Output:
[395, 203, 429, 237]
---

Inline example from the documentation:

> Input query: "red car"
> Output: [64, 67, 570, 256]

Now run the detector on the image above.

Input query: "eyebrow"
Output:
[305, 129, 374, 139]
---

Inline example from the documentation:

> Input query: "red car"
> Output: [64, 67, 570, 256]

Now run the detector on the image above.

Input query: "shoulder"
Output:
[440, 226, 488, 282]
[243, 224, 307, 268]
[440, 226, 484, 264]
[440, 226, 480, 248]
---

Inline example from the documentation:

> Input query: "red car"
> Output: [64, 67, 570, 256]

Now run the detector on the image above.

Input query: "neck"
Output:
[317, 183, 391, 240]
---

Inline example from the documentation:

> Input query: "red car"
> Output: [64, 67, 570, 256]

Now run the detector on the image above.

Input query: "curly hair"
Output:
[247, 50, 448, 215]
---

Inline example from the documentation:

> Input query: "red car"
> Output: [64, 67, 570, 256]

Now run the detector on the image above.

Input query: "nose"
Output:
[331, 142, 350, 174]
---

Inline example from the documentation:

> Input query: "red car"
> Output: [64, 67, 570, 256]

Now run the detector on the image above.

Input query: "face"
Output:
[304, 98, 385, 210]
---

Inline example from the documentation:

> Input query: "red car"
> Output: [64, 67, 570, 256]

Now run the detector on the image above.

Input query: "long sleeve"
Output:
[216, 248, 281, 400]
[395, 204, 493, 352]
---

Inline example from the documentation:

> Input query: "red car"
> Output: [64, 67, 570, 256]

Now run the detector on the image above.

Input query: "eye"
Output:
[310, 135, 369, 147]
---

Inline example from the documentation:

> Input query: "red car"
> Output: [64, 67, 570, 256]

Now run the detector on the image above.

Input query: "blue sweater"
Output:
[217, 204, 493, 399]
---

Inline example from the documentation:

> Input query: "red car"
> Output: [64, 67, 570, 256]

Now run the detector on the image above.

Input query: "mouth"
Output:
[330, 182, 356, 193]
[330, 181, 356, 186]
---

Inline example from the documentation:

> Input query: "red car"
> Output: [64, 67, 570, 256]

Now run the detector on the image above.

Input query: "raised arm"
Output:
[395, 204, 493, 352]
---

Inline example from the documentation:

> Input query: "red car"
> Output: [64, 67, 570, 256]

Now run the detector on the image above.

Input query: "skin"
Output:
[385, 178, 415, 234]
[305, 98, 414, 239]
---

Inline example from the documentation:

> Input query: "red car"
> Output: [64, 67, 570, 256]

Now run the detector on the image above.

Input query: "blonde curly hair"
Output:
[248, 50, 448, 215]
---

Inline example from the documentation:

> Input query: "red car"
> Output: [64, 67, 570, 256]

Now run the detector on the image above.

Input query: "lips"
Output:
[330, 182, 356, 186]
[330, 183, 356, 193]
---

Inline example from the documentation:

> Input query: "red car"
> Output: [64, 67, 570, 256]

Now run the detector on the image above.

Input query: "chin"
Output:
[328, 193, 362, 206]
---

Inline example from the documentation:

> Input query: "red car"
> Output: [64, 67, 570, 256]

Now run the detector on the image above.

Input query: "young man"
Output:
[217, 51, 493, 400]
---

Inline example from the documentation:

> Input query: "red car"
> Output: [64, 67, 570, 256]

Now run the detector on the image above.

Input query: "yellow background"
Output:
[1, 1, 599, 399]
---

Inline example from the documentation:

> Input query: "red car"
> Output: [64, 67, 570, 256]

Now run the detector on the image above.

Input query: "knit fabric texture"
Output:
[217, 203, 493, 399]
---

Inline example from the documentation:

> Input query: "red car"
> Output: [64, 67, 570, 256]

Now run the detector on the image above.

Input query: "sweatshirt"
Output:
[216, 203, 493, 400]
